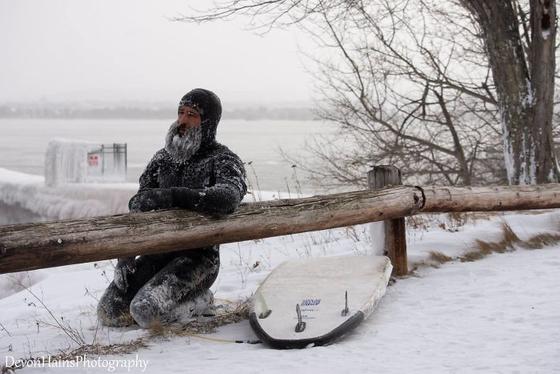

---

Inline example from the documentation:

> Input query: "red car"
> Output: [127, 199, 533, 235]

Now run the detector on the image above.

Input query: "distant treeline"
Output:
[0, 104, 318, 121]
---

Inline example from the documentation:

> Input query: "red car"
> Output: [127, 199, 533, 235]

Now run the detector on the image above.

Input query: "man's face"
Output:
[177, 105, 202, 136]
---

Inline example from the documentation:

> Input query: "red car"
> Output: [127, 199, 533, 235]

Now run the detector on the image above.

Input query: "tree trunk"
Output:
[460, 0, 558, 184]
[529, 0, 558, 182]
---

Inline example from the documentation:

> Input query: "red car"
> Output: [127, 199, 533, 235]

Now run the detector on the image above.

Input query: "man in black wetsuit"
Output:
[97, 88, 247, 328]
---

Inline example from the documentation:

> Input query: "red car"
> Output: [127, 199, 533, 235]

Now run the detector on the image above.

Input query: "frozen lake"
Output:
[0, 118, 337, 192]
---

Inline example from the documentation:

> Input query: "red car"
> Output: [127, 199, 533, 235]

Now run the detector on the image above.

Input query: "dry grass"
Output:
[410, 220, 560, 274]
[149, 300, 251, 337]
[522, 233, 560, 249]
[460, 223, 520, 262]
[147, 319, 167, 337]
[408, 251, 453, 274]
[411, 222, 522, 270]
[179, 301, 250, 335]
[59, 339, 148, 358]
[428, 251, 454, 265]
[459, 249, 488, 263]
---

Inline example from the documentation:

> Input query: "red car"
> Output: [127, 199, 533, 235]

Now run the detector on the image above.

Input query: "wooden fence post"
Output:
[368, 165, 408, 276]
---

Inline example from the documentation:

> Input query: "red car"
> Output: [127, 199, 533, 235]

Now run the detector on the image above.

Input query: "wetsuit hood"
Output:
[179, 88, 222, 147]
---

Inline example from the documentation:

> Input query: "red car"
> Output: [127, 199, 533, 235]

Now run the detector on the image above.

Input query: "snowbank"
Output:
[0, 167, 136, 224]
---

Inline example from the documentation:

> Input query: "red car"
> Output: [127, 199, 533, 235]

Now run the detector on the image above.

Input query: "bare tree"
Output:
[178, 0, 557, 186]
[293, 0, 505, 188]
[458, 0, 558, 184]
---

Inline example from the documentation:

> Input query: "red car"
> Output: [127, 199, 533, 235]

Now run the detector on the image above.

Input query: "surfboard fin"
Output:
[295, 303, 306, 333]
[341, 290, 349, 316]
[255, 293, 272, 319]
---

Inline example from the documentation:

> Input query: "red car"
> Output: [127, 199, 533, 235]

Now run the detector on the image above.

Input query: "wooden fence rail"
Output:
[1, 183, 560, 274]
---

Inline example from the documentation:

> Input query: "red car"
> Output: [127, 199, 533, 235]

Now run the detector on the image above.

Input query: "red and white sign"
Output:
[88, 154, 100, 167]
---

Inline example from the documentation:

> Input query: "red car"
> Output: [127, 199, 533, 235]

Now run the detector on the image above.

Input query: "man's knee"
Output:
[129, 293, 165, 329]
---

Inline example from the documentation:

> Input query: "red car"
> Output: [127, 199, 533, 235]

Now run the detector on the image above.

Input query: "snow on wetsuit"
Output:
[97, 89, 247, 328]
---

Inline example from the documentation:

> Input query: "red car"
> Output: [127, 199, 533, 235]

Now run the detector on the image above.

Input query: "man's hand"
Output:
[113, 257, 137, 292]
[128, 187, 205, 213]
[129, 189, 174, 212]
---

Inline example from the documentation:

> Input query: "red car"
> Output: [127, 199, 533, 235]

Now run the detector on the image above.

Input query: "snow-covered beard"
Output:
[165, 121, 203, 163]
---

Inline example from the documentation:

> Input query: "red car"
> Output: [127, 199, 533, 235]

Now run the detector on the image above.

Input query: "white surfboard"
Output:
[249, 255, 392, 349]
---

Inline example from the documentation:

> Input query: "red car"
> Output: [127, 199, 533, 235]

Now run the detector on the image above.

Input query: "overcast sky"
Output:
[0, 0, 316, 105]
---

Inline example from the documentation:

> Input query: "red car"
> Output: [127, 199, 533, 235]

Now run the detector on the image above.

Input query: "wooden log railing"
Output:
[2, 183, 560, 274]
[0, 187, 424, 274]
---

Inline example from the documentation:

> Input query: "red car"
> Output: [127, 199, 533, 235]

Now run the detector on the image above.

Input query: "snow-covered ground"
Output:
[1, 170, 559, 373]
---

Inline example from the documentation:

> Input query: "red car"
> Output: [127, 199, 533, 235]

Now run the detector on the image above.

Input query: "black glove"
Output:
[128, 188, 203, 212]
[113, 257, 136, 292]
[128, 189, 174, 212]
[171, 187, 203, 210]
